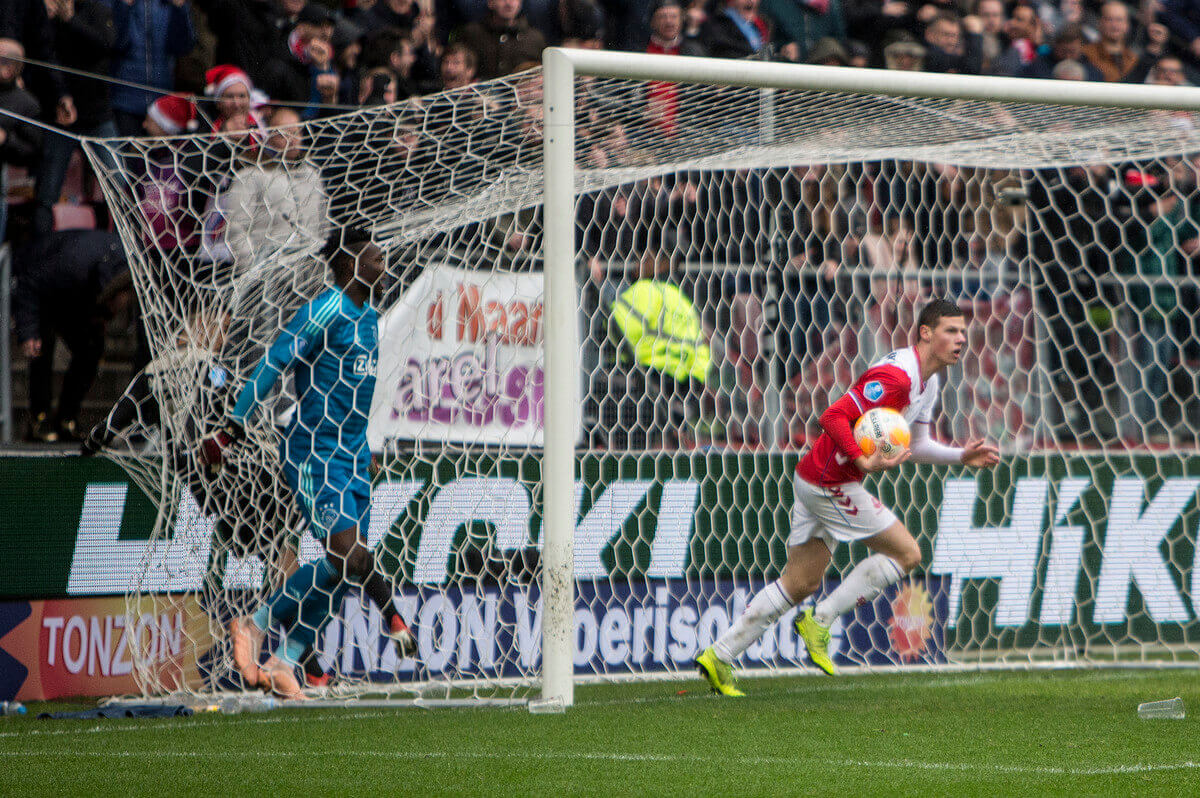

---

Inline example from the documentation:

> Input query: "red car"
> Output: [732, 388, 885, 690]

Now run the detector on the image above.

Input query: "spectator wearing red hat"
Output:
[199, 66, 268, 267]
[144, 93, 197, 137]
[205, 65, 268, 140]
[138, 95, 202, 259]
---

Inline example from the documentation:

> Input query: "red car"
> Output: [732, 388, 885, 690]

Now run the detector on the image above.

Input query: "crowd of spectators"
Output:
[0, 0, 1197, 448]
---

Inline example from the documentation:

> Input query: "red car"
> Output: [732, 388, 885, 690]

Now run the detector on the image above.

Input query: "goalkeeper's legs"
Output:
[229, 558, 340, 685]
[326, 527, 416, 658]
[260, 581, 349, 697]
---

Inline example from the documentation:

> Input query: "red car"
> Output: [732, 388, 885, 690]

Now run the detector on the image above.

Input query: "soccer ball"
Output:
[853, 408, 911, 458]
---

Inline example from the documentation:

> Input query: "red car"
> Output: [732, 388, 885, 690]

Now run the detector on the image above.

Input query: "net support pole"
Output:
[540, 48, 578, 708]
[0, 245, 10, 444]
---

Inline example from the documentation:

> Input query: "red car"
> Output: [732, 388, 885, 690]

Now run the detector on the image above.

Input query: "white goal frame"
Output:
[537, 49, 1200, 708]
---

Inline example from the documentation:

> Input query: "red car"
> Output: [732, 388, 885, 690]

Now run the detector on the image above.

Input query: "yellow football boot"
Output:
[696, 647, 745, 697]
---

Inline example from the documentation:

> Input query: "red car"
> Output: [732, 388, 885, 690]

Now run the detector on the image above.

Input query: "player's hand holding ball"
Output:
[199, 421, 245, 472]
[853, 408, 911, 473]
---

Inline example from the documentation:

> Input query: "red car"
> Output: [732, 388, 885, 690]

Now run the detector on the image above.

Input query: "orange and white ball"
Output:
[853, 408, 911, 458]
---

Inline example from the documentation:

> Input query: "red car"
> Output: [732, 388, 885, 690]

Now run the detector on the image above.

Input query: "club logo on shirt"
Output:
[318, 501, 340, 531]
[864, 380, 884, 402]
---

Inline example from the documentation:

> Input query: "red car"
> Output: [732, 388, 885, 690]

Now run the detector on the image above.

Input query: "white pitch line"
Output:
[0, 669, 1174, 735]
[0, 710, 398, 740]
[0, 749, 1195, 778]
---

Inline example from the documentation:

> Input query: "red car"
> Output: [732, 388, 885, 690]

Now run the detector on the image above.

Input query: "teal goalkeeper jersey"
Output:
[230, 287, 378, 468]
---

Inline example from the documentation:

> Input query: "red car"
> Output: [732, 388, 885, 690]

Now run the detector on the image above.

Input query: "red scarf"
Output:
[646, 39, 681, 137]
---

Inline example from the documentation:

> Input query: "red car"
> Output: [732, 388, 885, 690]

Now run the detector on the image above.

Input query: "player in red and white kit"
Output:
[696, 299, 1000, 695]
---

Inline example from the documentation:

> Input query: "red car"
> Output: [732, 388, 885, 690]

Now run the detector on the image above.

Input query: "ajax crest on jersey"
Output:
[318, 502, 340, 530]
[853, 407, 911, 457]
[863, 380, 884, 403]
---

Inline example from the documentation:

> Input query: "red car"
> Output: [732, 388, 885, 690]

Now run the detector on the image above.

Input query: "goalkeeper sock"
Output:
[275, 634, 309, 668]
[712, 580, 793, 663]
[253, 558, 341, 632]
[275, 580, 350, 667]
[813, 554, 905, 627]
[363, 568, 399, 624]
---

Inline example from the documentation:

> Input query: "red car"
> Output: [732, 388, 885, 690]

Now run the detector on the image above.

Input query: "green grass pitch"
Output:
[0, 669, 1196, 796]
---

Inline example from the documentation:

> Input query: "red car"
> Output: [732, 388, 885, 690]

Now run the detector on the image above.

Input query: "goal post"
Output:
[540, 50, 581, 709]
[78, 49, 1200, 711]
[537, 48, 1200, 704]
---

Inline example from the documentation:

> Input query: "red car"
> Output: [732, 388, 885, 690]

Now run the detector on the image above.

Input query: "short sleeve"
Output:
[848, 365, 912, 413]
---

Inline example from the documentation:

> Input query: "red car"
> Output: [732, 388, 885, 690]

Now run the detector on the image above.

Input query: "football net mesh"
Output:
[83, 67, 1200, 701]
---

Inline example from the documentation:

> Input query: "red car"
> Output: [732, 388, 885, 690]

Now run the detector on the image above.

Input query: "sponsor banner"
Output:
[367, 264, 550, 448]
[4, 452, 1200, 650]
[0, 595, 212, 701]
[310, 577, 948, 682]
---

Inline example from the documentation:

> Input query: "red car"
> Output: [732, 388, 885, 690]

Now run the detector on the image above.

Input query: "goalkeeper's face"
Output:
[354, 243, 386, 289]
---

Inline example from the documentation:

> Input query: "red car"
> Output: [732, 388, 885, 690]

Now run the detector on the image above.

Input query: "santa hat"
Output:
[147, 94, 197, 135]
[205, 64, 253, 98]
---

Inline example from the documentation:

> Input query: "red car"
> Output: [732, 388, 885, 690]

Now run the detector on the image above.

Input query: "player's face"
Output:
[354, 243, 386, 288]
[927, 315, 967, 367]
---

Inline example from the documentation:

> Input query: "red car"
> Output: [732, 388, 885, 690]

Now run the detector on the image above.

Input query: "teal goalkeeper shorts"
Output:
[283, 458, 371, 539]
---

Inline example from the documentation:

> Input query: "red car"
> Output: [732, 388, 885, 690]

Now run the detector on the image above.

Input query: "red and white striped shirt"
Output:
[796, 347, 940, 486]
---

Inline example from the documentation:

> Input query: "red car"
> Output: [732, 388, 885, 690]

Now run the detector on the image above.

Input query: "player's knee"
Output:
[781, 566, 821, 602]
[343, 544, 374, 582]
[895, 545, 922, 573]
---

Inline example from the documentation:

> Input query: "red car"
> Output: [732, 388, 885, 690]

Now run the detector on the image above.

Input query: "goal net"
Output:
[84, 54, 1200, 706]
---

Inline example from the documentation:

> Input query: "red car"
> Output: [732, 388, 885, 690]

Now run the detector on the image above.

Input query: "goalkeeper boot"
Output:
[795, 608, 836, 676]
[695, 647, 745, 697]
[386, 614, 417, 659]
[228, 617, 263, 688]
[302, 648, 332, 689]
[259, 656, 305, 700]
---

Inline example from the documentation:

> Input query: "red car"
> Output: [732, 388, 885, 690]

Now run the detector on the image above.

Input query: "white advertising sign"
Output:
[368, 264, 553, 447]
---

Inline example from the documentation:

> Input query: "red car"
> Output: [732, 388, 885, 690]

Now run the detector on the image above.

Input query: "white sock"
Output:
[712, 580, 794, 663]
[813, 554, 905, 627]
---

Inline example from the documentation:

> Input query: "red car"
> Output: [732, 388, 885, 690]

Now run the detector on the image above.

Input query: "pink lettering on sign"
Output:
[391, 338, 545, 430]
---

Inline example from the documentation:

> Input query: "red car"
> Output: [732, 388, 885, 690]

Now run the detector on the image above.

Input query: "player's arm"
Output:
[818, 391, 909, 474]
[910, 423, 999, 468]
[81, 371, 157, 456]
[819, 366, 911, 473]
[201, 301, 326, 466]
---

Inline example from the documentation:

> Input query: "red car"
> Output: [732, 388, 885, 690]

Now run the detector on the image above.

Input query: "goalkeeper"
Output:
[205, 227, 415, 698]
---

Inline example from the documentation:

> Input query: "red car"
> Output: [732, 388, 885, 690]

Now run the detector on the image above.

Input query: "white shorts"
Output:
[788, 474, 898, 550]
